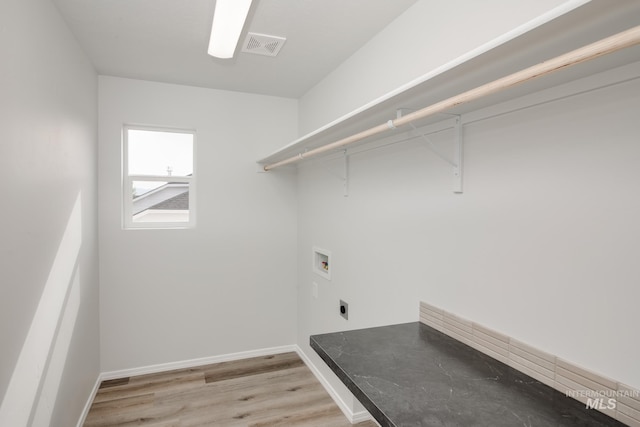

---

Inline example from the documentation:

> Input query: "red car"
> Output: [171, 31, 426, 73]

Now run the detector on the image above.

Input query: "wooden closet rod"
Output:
[263, 25, 640, 172]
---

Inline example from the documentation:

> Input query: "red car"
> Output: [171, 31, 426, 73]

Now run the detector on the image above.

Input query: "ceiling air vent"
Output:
[241, 33, 286, 57]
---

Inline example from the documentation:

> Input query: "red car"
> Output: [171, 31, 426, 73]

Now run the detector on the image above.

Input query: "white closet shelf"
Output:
[257, 1, 640, 169]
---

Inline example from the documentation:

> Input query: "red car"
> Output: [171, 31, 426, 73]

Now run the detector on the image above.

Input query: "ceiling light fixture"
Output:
[207, 0, 253, 59]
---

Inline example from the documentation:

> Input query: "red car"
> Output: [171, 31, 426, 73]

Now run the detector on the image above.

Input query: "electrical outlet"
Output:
[339, 300, 348, 320]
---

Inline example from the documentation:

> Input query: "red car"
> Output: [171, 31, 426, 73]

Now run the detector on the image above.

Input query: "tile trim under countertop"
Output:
[420, 301, 640, 427]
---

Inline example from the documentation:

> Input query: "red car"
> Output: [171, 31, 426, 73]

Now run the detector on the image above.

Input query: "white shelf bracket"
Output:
[409, 116, 463, 193]
[343, 150, 349, 197]
[314, 150, 349, 197]
[452, 116, 463, 194]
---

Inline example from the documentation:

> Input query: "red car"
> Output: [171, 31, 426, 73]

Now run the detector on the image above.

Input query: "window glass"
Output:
[127, 129, 193, 176]
[131, 181, 190, 223]
[123, 126, 195, 229]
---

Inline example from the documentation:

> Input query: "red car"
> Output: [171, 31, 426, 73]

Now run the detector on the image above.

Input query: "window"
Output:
[123, 125, 195, 229]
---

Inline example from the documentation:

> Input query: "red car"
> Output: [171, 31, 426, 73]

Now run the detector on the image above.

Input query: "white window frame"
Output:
[122, 124, 196, 229]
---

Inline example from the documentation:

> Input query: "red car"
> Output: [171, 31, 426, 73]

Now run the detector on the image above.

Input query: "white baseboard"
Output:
[76, 344, 374, 426]
[76, 375, 102, 427]
[352, 409, 378, 425]
[294, 345, 374, 425]
[100, 344, 298, 381]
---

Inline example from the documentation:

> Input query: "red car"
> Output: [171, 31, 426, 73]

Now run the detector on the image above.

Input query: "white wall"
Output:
[298, 0, 582, 134]
[0, 0, 100, 425]
[98, 77, 299, 372]
[295, 0, 640, 416]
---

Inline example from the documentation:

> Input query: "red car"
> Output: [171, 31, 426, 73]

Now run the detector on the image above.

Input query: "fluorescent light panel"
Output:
[208, 0, 253, 59]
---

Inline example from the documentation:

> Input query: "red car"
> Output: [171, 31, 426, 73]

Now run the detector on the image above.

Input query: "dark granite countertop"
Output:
[310, 322, 624, 427]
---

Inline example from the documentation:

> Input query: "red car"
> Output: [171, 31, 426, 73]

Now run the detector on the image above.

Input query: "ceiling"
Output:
[52, 0, 418, 98]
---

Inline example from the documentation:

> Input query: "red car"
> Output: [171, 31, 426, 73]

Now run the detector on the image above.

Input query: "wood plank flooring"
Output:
[84, 352, 378, 427]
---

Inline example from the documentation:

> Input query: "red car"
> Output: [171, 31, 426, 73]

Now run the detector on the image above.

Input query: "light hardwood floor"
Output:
[84, 352, 378, 427]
